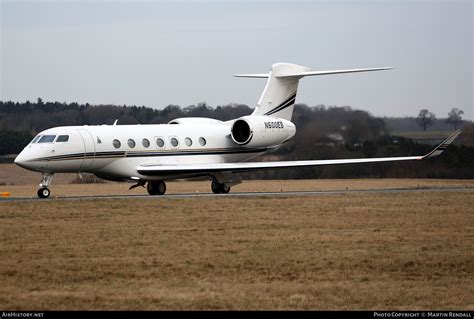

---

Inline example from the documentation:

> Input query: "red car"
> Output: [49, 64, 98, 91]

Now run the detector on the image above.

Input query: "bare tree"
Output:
[446, 108, 464, 130]
[416, 109, 436, 131]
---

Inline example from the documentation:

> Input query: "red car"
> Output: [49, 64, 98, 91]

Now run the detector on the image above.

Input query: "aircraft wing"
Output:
[137, 130, 461, 176]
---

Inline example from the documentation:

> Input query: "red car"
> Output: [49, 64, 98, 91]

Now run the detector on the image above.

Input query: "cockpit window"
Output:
[31, 135, 42, 144]
[38, 135, 56, 143]
[56, 135, 69, 142]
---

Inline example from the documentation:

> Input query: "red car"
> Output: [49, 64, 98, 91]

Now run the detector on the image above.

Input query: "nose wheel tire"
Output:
[147, 181, 166, 195]
[37, 187, 50, 199]
[211, 181, 231, 194]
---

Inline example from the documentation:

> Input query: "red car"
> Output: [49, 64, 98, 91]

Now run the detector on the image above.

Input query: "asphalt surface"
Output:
[1, 186, 473, 203]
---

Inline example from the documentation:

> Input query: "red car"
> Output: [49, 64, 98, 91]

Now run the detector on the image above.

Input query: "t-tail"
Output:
[235, 63, 394, 121]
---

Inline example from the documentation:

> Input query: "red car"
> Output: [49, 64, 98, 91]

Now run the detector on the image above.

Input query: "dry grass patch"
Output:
[0, 191, 473, 310]
[2, 163, 474, 198]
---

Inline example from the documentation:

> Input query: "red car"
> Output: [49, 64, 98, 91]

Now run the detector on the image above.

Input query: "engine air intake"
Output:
[231, 119, 252, 145]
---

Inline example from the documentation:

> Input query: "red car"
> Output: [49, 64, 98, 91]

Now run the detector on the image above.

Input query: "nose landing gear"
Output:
[37, 187, 50, 198]
[37, 173, 54, 199]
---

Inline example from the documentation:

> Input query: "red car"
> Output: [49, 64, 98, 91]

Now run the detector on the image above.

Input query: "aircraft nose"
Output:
[14, 151, 31, 170]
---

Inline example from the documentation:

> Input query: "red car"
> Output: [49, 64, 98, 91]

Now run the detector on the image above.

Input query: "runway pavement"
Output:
[1, 186, 473, 203]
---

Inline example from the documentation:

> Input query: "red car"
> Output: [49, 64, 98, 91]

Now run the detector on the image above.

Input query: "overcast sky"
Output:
[1, 0, 472, 120]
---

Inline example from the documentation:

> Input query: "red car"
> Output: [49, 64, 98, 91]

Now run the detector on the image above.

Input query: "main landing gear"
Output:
[147, 180, 166, 195]
[211, 180, 231, 194]
[37, 173, 54, 199]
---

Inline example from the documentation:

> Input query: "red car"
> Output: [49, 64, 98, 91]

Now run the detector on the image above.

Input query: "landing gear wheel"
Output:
[37, 187, 50, 199]
[211, 181, 220, 194]
[221, 185, 231, 194]
[37, 173, 54, 199]
[157, 181, 166, 195]
[211, 181, 231, 194]
[147, 181, 166, 195]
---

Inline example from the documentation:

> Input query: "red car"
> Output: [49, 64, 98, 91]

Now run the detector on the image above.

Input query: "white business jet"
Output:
[14, 63, 461, 198]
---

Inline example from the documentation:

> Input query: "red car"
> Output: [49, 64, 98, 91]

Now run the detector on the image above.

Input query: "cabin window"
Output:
[38, 135, 56, 143]
[156, 138, 165, 148]
[170, 137, 179, 148]
[128, 139, 136, 148]
[113, 139, 121, 149]
[199, 137, 206, 146]
[31, 135, 42, 144]
[142, 138, 150, 148]
[56, 135, 69, 142]
[185, 137, 192, 147]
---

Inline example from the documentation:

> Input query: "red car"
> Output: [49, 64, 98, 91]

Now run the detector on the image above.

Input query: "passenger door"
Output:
[77, 129, 96, 170]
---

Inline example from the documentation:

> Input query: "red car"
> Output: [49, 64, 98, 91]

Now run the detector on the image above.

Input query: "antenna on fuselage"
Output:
[113, 119, 118, 125]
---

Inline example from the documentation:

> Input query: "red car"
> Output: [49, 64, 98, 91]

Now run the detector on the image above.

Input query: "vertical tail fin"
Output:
[235, 63, 308, 121]
[235, 63, 393, 121]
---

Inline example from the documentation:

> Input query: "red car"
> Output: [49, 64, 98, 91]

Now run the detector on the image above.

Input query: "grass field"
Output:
[1, 164, 473, 310]
[1, 163, 474, 198]
[0, 184, 473, 310]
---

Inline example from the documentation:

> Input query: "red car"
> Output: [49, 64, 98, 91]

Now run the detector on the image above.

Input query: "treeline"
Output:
[0, 99, 392, 152]
[1, 99, 472, 179]
[385, 117, 456, 132]
[0, 99, 252, 132]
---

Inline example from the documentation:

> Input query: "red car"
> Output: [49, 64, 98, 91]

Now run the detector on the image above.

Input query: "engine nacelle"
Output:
[230, 116, 296, 147]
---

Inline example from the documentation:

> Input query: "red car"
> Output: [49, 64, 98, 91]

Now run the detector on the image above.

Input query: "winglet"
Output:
[422, 130, 462, 159]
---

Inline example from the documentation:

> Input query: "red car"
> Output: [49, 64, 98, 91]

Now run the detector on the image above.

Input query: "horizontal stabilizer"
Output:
[275, 67, 394, 78]
[234, 73, 269, 78]
[234, 67, 393, 79]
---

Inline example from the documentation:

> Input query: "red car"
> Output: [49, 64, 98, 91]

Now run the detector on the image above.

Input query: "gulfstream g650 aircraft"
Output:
[15, 63, 461, 198]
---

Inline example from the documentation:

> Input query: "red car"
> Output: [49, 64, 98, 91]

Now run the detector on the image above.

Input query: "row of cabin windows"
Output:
[112, 137, 207, 149]
[31, 134, 69, 144]
[30, 134, 206, 149]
